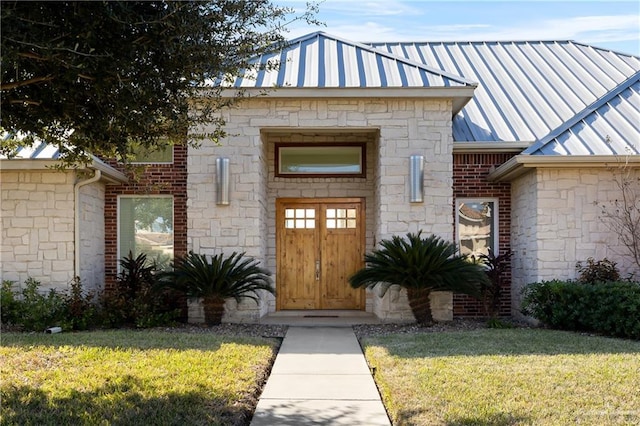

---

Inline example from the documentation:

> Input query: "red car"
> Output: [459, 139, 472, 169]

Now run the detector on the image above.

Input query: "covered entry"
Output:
[276, 198, 365, 310]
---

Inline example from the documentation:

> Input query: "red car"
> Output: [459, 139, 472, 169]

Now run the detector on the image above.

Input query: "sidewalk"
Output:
[250, 326, 391, 425]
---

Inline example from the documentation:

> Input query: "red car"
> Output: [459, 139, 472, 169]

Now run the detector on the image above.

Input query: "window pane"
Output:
[458, 201, 495, 257]
[130, 141, 173, 163]
[279, 145, 362, 175]
[119, 197, 173, 269]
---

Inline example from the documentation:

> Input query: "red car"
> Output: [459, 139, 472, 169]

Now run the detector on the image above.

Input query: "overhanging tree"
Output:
[1, 1, 318, 164]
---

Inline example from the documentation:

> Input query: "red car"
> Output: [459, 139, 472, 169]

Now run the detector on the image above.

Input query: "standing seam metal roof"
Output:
[369, 40, 640, 155]
[226, 31, 477, 89]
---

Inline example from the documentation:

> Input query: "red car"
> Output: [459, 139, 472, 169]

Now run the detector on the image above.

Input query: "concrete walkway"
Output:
[250, 326, 391, 425]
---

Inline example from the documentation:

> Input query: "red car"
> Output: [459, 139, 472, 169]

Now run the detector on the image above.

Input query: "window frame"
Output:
[455, 198, 499, 257]
[275, 143, 366, 178]
[117, 195, 175, 269]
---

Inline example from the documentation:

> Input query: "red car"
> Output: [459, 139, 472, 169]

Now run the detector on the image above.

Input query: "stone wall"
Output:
[510, 167, 640, 317]
[188, 97, 455, 322]
[1, 169, 76, 291]
[78, 182, 106, 292]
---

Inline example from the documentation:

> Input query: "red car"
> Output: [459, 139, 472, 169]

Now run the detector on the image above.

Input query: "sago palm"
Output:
[161, 251, 274, 325]
[349, 231, 487, 325]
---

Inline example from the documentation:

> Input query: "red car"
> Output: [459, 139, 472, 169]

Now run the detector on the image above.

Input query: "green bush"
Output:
[1, 278, 68, 332]
[576, 257, 621, 283]
[100, 252, 180, 328]
[521, 280, 640, 339]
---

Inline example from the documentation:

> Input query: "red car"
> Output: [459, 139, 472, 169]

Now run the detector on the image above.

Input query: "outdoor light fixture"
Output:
[216, 157, 230, 205]
[409, 155, 424, 203]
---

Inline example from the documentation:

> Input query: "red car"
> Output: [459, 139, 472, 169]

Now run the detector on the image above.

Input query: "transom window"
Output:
[456, 199, 498, 258]
[276, 143, 365, 177]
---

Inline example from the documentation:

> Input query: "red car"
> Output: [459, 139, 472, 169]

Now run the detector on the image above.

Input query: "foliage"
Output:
[1, 1, 320, 165]
[521, 280, 640, 339]
[0, 278, 68, 332]
[361, 329, 640, 425]
[576, 257, 621, 283]
[100, 252, 179, 328]
[63, 277, 99, 331]
[1, 280, 21, 325]
[349, 232, 487, 325]
[162, 251, 274, 301]
[597, 160, 640, 271]
[475, 249, 512, 318]
[1, 330, 278, 425]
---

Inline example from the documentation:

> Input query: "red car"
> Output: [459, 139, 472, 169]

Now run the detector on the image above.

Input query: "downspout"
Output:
[74, 168, 101, 280]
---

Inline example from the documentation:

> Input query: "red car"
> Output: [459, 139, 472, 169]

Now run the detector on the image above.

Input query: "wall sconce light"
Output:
[216, 157, 230, 205]
[409, 155, 424, 203]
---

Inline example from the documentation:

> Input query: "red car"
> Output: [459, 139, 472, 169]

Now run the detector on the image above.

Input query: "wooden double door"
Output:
[276, 198, 365, 310]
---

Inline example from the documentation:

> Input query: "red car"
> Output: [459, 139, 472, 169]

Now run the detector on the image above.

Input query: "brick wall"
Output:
[104, 145, 188, 291]
[453, 152, 514, 317]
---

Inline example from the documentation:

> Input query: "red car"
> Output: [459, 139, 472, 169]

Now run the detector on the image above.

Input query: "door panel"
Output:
[276, 198, 364, 310]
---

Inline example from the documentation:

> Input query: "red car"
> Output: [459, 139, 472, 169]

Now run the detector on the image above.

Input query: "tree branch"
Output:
[1, 76, 54, 91]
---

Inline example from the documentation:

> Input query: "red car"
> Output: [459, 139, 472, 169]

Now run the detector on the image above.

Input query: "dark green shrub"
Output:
[576, 257, 620, 283]
[522, 280, 640, 339]
[1, 280, 21, 325]
[476, 250, 512, 318]
[100, 252, 179, 328]
[3, 278, 68, 332]
[62, 277, 99, 331]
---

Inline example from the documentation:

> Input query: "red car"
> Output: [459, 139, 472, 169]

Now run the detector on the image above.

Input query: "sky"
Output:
[283, 0, 640, 56]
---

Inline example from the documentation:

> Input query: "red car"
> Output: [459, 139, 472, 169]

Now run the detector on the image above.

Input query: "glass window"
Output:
[276, 144, 364, 177]
[284, 208, 315, 229]
[119, 197, 173, 269]
[326, 208, 357, 229]
[456, 199, 497, 258]
[130, 141, 173, 164]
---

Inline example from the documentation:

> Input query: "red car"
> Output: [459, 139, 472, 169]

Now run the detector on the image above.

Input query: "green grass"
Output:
[361, 329, 640, 426]
[0, 330, 278, 426]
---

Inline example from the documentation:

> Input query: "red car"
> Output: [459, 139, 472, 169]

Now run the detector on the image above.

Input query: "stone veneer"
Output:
[188, 97, 455, 322]
[0, 169, 106, 292]
[510, 167, 640, 317]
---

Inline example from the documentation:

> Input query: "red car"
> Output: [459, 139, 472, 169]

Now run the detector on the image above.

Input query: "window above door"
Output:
[275, 143, 365, 177]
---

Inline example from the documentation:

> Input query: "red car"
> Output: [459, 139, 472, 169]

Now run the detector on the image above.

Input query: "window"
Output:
[456, 199, 498, 258]
[276, 143, 365, 177]
[130, 141, 173, 164]
[119, 196, 173, 269]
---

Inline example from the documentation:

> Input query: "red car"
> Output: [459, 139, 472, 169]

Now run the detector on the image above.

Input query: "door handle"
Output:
[315, 260, 320, 281]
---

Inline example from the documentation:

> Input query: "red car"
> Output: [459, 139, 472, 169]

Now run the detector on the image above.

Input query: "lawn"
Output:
[361, 329, 640, 426]
[0, 330, 279, 426]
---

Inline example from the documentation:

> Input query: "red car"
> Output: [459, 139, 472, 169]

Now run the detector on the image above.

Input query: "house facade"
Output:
[2, 32, 639, 322]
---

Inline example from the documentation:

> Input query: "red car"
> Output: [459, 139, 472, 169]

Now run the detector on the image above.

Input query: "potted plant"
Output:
[349, 231, 487, 325]
[161, 251, 274, 325]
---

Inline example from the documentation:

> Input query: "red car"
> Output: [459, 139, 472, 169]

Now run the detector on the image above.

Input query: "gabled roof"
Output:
[228, 31, 477, 90]
[370, 40, 640, 148]
[523, 71, 640, 156]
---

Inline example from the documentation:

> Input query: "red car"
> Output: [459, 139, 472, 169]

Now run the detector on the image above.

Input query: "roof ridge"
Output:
[522, 69, 640, 155]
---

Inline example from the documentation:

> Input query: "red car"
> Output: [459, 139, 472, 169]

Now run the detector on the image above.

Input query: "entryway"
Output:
[276, 198, 365, 310]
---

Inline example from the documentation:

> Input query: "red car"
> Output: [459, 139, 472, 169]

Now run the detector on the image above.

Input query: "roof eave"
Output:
[489, 154, 640, 182]
[453, 141, 532, 153]
[0, 158, 128, 184]
[216, 86, 476, 114]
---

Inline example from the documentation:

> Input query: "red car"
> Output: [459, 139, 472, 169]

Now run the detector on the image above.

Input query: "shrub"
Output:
[1, 278, 68, 332]
[576, 257, 620, 284]
[522, 280, 640, 339]
[63, 277, 99, 331]
[475, 250, 512, 318]
[100, 252, 180, 328]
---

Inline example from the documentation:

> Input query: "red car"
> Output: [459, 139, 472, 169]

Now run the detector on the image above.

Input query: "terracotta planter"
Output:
[406, 287, 433, 326]
[202, 296, 226, 325]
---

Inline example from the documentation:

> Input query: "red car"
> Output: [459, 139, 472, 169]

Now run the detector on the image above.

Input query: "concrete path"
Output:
[250, 326, 391, 425]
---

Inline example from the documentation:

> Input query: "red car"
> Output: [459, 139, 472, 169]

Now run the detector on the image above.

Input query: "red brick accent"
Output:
[452, 152, 516, 318]
[104, 145, 188, 291]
